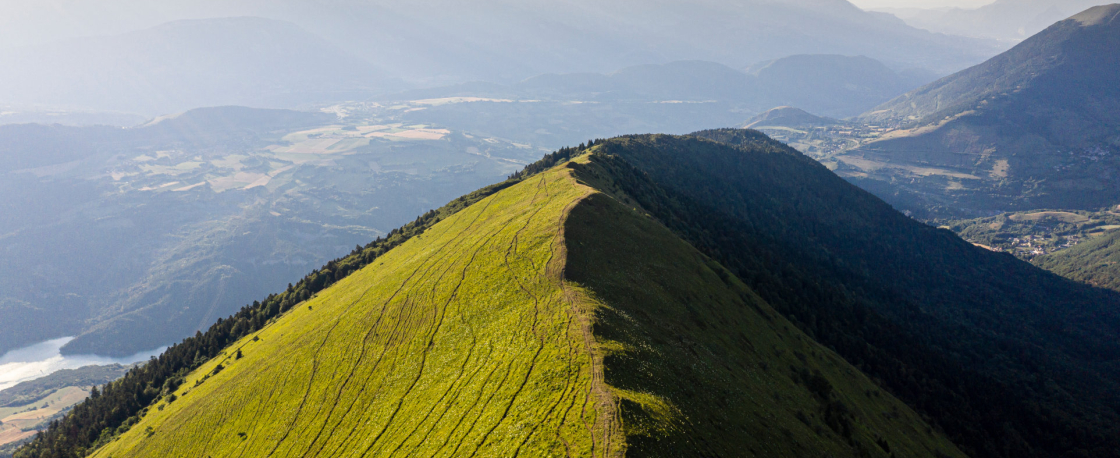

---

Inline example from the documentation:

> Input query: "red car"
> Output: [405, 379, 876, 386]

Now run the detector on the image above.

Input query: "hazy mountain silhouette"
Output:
[0, 17, 387, 115]
[851, 4, 1120, 215]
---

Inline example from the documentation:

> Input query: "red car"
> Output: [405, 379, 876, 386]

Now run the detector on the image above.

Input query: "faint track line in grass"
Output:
[505, 175, 552, 339]
[400, 342, 493, 457]
[345, 174, 551, 457]
[331, 224, 500, 455]
[316, 194, 513, 456]
[305, 195, 506, 458]
[402, 270, 496, 457]
[563, 176, 623, 458]
[272, 230, 463, 457]
[556, 314, 584, 458]
[466, 342, 546, 458]
[263, 275, 386, 458]
[499, 177, 581, 457]
[428, 356, 501, 458]
[383, 226, 507, 456]
[468, 177, 573, 458]
[232, 336, 304, 458]
[358, 222, 505, 457]
[522, 312, 587, 458]
[442, 360, 515, 458]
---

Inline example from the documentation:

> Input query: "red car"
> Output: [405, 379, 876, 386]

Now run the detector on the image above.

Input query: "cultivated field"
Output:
[0, 386, 89, 448]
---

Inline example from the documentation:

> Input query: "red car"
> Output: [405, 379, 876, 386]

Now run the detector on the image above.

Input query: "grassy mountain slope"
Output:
[79, 157, 960, 458]
[592, 130, 1120, 458]
[89, 166, 610, 458]
[863, 4, 1120, 127]
[848, 4, 1120, 214]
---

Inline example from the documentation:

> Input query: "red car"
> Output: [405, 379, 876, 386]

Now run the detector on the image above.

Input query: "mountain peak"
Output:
[746, 106, 838, 128]
[850, 3, 1120, 213]
[1071, 3, 1120, 27]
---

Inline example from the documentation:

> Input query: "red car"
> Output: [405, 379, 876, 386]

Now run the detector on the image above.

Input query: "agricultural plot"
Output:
[948, 207, 1120, 258]
[833, 155, 981, 181]
[0, 387, 89, 448]
[124, 122, 495, 195]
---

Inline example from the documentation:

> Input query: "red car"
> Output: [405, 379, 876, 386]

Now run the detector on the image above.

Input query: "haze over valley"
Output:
[3, 1, 1120, 458]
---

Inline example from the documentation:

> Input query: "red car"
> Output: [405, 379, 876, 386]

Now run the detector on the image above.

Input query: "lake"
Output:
[0, 337, 164, 390]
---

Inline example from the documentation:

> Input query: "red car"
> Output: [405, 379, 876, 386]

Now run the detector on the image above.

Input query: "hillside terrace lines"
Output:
[503, 177, 592, 457]
[552, 157, 619, 458]
[467, 179, 560, 458]
[356, 207, 514, 457]
[291, 193, 506, 458]
[90, 162, 613, 458]
[292, 190, 511, 457]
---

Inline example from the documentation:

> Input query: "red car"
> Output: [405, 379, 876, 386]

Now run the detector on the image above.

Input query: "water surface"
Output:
[0, 337, 164, 391]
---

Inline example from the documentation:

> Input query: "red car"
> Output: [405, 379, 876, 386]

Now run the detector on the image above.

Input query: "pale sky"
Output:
[848, 0, 997, 9]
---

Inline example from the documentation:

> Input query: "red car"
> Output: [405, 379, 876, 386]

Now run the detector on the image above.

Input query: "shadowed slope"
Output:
[563, 163, 965, 457]
[599, 131, 1120, 457]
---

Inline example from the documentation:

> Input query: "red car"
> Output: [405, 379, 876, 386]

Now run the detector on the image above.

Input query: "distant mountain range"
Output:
[746, 106, 839, 128]
[834, 4, 1120, 216]
[383, 55, 937, 135]
[0, 50, 942, 360]
[0, 0, 1003, 115]
[0, 17, 388, 115]
[880, 0, 1113, 42]
[745, 54, 938, 117]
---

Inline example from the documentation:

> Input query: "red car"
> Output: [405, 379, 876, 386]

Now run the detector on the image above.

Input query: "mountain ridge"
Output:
[14, 138, 967, 458]
[18, 130, 1120, 458]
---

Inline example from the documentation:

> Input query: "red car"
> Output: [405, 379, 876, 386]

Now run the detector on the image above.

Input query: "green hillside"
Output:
[1034, 229, 1120, 291]
[40, 154, 961, 458]
[87, 165, 608, 457]
[944, 208, 1120, 256]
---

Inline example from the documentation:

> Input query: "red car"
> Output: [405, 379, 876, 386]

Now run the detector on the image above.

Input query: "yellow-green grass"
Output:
[93, 153, 964, 458]
[92, 164, 617, 458]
